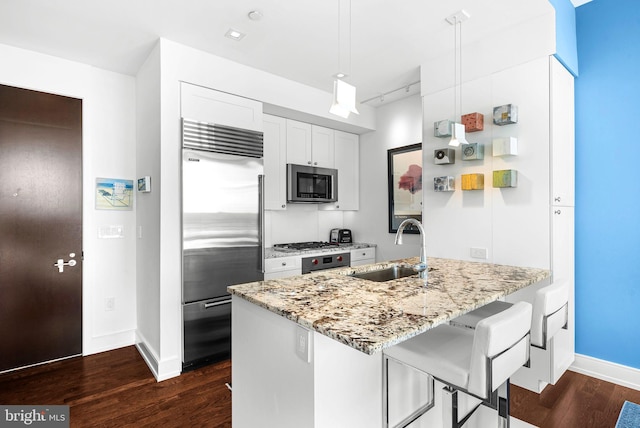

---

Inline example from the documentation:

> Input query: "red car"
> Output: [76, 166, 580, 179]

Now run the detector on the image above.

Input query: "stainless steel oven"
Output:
[301, 252, 350, 274]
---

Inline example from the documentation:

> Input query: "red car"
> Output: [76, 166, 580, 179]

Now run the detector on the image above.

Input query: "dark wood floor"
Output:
[1, 346, 639, 427]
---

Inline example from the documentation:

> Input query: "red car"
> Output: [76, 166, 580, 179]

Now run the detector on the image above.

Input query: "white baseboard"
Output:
[134, 331, 181, 382]
[570, 354, 640, 391]
[83, 329, 136, 356]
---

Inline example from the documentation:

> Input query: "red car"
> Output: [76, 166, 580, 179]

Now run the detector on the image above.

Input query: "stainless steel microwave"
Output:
[287, 163, 338, 203]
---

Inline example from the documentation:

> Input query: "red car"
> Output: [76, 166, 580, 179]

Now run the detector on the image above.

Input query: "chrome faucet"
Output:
[394, 218, 428, 280]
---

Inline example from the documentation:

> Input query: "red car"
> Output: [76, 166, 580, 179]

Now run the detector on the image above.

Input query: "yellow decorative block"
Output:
[461, 173, 484, 190]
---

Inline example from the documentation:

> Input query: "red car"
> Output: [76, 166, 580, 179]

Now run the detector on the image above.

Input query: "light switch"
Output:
[98, 225, 124, 239]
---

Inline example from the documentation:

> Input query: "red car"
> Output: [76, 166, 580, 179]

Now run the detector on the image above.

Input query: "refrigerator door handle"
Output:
[203, 299, 232, 309]
[258, 174, 265, 273]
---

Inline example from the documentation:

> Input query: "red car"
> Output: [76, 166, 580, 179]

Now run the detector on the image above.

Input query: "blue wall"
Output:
[575, 0, 640, 369]
[549, 0, 579, 76]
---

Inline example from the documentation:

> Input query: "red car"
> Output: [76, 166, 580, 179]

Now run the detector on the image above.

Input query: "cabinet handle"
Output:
[314, 162, 318, 165]
[554, 209, 562, 215]
[307, 161, 312, 165]
[282, 262, 287, 266]
[281, 204, 286, 208]
[336, 205, 340, 209]
[555, 196, 561, 202]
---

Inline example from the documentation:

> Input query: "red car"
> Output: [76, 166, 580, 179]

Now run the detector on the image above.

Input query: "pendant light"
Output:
[330, 0, 359, 118]
[447, 10, 469, 147]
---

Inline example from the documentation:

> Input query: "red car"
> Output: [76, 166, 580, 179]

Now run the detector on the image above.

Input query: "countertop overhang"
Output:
[228, 257, 550, 355]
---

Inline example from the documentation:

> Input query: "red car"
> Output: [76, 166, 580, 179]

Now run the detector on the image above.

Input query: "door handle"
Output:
[204, 300, 231, 309]
[53, 254, 77, 273]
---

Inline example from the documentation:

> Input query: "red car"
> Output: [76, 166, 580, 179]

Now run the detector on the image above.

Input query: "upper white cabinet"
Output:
[263, 115, 288, 210]
[550, 57, 575, 207]
[320, 130, 359, 211]
[286, 120, 335, 168]
[180, 82, 262, 132]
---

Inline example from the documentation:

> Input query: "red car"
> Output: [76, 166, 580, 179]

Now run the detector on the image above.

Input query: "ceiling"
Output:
[0, 0, 584, 108]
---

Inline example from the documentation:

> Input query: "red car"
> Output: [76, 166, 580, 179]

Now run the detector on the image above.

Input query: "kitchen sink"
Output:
[349, 265, 418, 282]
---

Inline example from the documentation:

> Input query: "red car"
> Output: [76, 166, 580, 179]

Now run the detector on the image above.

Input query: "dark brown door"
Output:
[0, 84, 83, 372]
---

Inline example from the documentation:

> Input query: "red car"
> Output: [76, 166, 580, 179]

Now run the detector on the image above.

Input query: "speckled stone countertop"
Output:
[228, 257, 550, 355]
[265, 243, 376, 259]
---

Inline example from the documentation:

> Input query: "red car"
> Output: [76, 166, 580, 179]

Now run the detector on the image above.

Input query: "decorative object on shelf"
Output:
[434, 119, 453, 138]
[461, 112, 484, 132]
[387, 143, 422, 233]
[329, 0, 359, 118]
[434, 176, 455, 192]
[95, 177, 133, 210]
[137, 176, 151, 193]
[493, 104, 518, 125]
[493, 169, 518, 188]
[492, 137, 518, 156]
[446, 9, 470, 147]
[434, 148, 455, 165]
[461, 173, 484, 190]
[461, 143, 484, 161]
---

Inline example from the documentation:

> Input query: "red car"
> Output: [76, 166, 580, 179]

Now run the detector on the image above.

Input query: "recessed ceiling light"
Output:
[334, 72, 348, 79]
[225, 28, 246, 41]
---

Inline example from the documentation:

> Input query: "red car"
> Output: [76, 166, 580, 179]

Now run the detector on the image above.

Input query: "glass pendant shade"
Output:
[330, 79, 359, 118]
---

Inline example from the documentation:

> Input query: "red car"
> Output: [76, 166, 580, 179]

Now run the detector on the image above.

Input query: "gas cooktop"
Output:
[272, 241, 341, 252]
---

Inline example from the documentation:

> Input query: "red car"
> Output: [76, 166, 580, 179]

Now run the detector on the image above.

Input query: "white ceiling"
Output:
[0, 0, 576, 107]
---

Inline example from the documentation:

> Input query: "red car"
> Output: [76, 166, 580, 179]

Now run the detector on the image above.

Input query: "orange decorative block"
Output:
[461, 112, 484, 132]
[461, 173, 484, 190]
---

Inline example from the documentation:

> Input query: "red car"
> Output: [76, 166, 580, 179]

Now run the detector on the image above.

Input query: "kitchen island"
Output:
[228, 257, 550, 428]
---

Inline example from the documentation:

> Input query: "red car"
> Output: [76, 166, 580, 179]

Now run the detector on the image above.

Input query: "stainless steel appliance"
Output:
[287, 163, 338, 203]
[330, 228, 352, 244]
[181, 118, 264, 371]
[301, 253, 350, 274]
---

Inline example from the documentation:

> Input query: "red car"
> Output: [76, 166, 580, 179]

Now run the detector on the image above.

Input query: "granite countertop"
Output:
[265, 242, 376, 259]
[228, 257, 550, 355]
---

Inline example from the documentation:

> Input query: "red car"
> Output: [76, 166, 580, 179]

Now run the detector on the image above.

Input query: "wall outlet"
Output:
[105, 297, 115, 311]
[470, 247, 488, 259]
[295, 326, 311, 363]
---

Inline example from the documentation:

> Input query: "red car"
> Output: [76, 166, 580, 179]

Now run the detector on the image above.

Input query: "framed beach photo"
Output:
[387, 143, 422, 233]
[95, 177, 134, 210]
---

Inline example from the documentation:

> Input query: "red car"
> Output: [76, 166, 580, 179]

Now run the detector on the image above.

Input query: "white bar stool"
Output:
[450, 280, 569, 350]
[383, 301, 532, 428]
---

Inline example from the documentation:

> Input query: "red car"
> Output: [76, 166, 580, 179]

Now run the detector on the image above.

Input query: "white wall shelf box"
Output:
[493, 137, 518, 157]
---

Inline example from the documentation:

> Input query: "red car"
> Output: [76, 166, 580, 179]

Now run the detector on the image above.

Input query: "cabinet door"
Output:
[286, 119, 312, 166]
[263, 115, 287, 210]
[311, 125, 335, 168]
[320, 131, 359, 211]
[550, 205, 575, 382]
[180, 82, 263, 132]
[550, 57, 575, 207]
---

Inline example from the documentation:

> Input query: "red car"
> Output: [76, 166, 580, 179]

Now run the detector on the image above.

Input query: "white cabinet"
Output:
[263, 115, 288, 210]
[286, 120, 335, 168]
[180, 82, 262, 131]
[320, 130, 359, 211]
[350, 247, 376, 267]
[264, 256, 301, 280]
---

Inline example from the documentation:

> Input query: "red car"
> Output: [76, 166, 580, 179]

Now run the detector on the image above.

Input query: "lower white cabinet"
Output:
[350, 248, 376, 267]
[264, 256, 301, 280]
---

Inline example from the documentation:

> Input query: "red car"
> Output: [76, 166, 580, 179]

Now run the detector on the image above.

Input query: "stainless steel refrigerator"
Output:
[181, 118, 264, 371]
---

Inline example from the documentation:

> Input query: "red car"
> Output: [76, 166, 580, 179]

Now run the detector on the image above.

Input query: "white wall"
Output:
[0, 43, 137, 355]
[345, 95, 424, 262]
